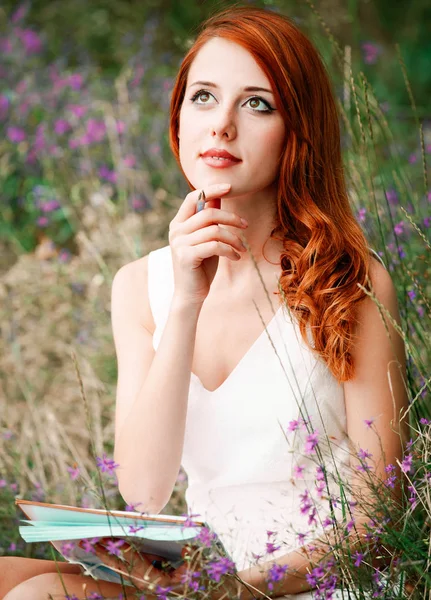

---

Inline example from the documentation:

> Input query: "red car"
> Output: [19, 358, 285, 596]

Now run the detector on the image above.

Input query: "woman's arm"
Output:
[112, 256, 202, 513]
[229, 258, 409, 599]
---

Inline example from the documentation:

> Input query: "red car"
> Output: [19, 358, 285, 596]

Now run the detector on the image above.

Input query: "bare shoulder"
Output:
[364, 256, 399, 318]
[111, 254, 155, 335]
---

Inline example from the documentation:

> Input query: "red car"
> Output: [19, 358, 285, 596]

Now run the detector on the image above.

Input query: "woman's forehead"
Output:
[187, 37, 272, 91]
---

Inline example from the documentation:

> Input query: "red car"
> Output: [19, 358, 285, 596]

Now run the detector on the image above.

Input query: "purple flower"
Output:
[353, 552, 364, 567]
[364, 418, 375, 428]
[96, 453, 119, 476]
[420, 418, 430, 425]
[293, 464, 305, 478]
[99, 165, 117, 183]
[36, 216, 49, 227]
[54, 119, 72, 135]
[7, 126, 26, 143]
[79, 538, 100, 554]
[8, 542, 17, 552]
[67, 104, 88, 119]
[361, 42, 381, 64]
[204, 555, 236, 583]
[196, 526, 217, 547]
[67, 464, 80, 480]
[40, 200, 61, 213]
[394, 221, 404, 235]
[357, 448, 372, 460]
[385, 188, 398, 205]
[85, 118, 106, 143]
[357, 208, 366, 223]
[266, 563, 289, 591]
[17, 28, 43, 54]
[304, 430, 319, 454]
[68, 74, 83, 90]
[400, 453, 413, 473]
[424, 217, 431, 228]
[408, 153, 417, 164]
[123, 154, 136, 168]
[60, 541, 76, 558]
[266, 541, 281, 554]
[308, 507, 317, 526]
[385, 463, 395, 473]
[11, 4, 28, 23]
[104, 539, 126, 558]
[407, 289, 416, 301]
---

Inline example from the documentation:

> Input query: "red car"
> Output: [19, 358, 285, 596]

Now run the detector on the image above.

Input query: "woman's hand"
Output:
[169, 183, 249, 308]
[85, 538, 204, 596]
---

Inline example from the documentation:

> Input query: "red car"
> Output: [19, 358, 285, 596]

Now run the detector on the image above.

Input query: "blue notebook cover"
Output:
[16, 499, 227, 588]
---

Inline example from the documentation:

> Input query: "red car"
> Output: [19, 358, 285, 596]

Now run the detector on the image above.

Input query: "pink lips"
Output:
[200, 148, 242, 168]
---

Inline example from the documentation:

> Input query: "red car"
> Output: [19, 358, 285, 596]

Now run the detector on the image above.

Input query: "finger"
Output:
[173, 183, 230, 224]
[92, 545, 164, 591]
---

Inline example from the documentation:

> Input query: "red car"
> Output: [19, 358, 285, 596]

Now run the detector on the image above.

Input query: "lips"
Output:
[200, 148, 241, 162]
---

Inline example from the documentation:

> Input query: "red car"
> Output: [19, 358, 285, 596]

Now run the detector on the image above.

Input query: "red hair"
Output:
[169, 5, 371, 382]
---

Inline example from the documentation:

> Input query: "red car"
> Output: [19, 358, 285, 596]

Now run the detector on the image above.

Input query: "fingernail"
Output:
[218, 184, 231, 190]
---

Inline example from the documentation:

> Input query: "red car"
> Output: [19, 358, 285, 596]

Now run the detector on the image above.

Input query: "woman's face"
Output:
[178, 37, 286, 197]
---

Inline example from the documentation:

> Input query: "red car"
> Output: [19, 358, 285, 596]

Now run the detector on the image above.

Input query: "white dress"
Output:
[147, 245, 384, 599]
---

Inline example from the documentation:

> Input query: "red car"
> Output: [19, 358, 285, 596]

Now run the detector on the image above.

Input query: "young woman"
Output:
[1, 5, 408, 600]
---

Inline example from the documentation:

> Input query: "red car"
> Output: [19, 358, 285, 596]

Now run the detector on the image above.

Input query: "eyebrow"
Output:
[188, 80, 274, 94]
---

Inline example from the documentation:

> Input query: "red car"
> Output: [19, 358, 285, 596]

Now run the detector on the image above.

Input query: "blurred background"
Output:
[0, 0, 429, 563]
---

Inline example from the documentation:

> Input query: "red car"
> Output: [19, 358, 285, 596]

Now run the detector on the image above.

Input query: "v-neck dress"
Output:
[148, 244, 355, 597]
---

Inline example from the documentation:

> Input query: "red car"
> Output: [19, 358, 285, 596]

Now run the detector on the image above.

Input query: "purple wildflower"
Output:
[394, 221, 404, 235]
[104, 539, 125, 558]
[266, 563, 289, 591]
[424, 217, 431, 228]
[79, 538, 100, 554]
[353, 551, 364, 567]
[196, 526, 217, 547]
[400, 453, 413, 473]
[357, 448, 372, 460]
[17, 28, 43, 54]
[266, 541, 281, 554]
[361, 42, 381, 64]
[304, 430, 319, 454]
[407, 289, 416, 301]
[66, 464, 80, 480]
[364, 417, 375, 428]
[123, 154, 136, 168]
[293, 464, 305, 479]
[385, 188, 398, 205]
[96, 453, 119, 476]
[420, 418, 430, 425]
[204, 555, 236, 583]
[36, 216, 49, 227]
[408, 153, 417, 164]
[99, 165, 117, 183]
[7, 126, 26, 143]
[54, 119, 72, 135]
[67, 104, 88, 119]
[11, 4, 28, 23]
[68, 74, 83, 90]
[357, 208, 366, 223]
[60, 541, 76, 558]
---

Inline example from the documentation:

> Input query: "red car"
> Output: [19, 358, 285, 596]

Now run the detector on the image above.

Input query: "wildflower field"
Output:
[0, 1, 430, 598]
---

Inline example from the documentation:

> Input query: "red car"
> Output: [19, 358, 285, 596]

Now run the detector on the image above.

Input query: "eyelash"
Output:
[189, 89, 275, 114]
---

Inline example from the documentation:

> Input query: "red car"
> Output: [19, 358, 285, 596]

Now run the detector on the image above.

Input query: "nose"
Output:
[210, 107, 237, 140]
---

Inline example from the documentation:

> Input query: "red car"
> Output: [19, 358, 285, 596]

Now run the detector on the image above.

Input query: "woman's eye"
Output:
[191, 91, 214, 104]
[245, 97, 272, 112]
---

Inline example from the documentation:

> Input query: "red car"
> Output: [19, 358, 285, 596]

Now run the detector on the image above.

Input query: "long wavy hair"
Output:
[169, 5, 371, 382]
